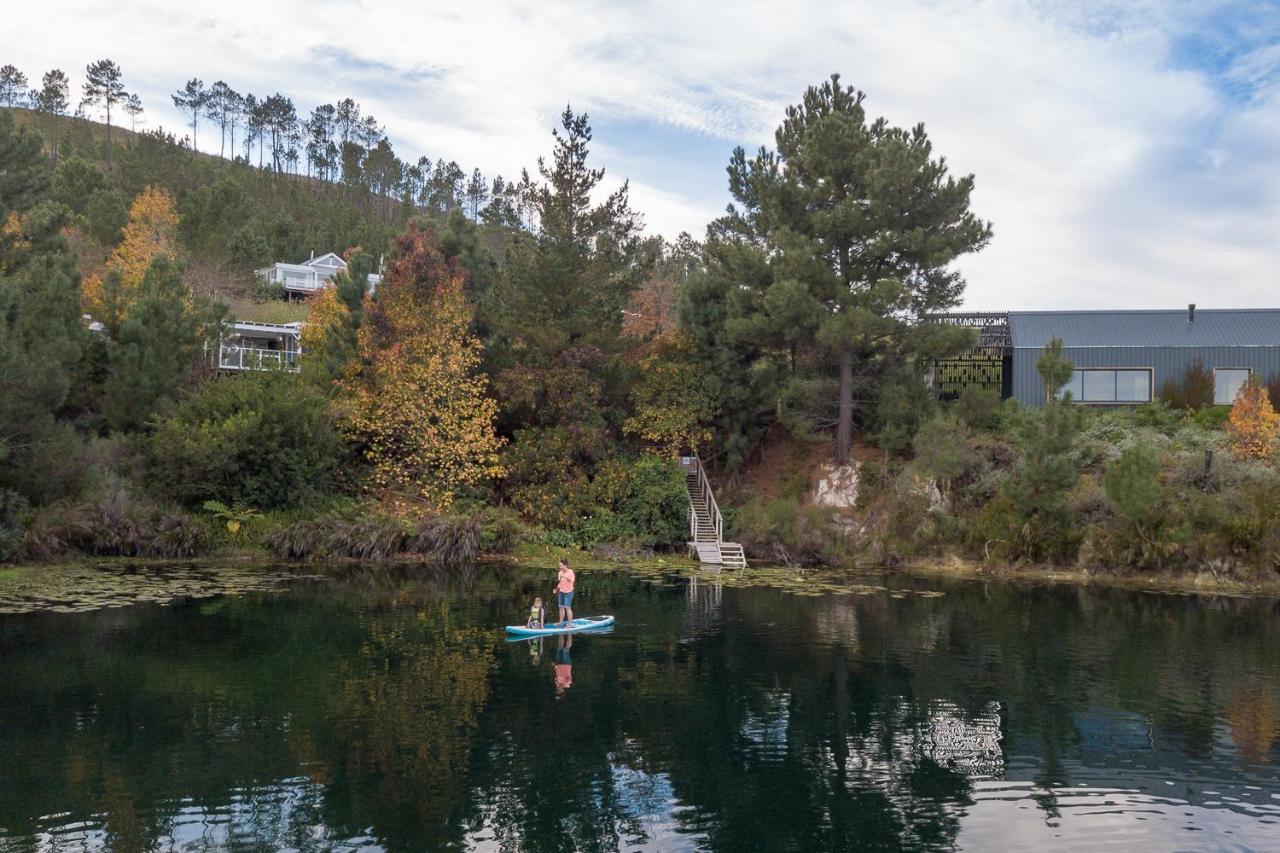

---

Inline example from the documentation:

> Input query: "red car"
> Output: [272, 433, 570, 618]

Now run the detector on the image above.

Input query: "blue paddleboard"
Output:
[505, 616, 615, 637]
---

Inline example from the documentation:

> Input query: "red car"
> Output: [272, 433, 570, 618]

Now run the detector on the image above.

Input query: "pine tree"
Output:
[0, 65, 27, 108]
[715, 75, 991, 463]
[32, 70, 70, 163]
[465, 168, 488, 220]
[102, 257, 225, 431]
[492, 107, 644, 363]
[1003, 339, 1081, 561]
[123, 93, 143, 131]
[172, 78, 209, 151]
[81, 59, 126, 166]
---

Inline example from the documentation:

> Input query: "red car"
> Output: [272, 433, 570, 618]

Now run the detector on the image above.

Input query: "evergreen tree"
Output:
[206, 81, 239, 157]
[172, 78, 209, 150]
[0, 112, 50, 219]
[715, 75, 991, 463]
[81, 59, 126, 166]
[465, 168, 488, 220]
[32, 70, 70, 163]
[492, 107, 644, 364]
[0, 65, 27, 108]
[102, 257, 225, 431]
[123, 93, 143, 131]
[0, 129, 84, 501]
[1003, 339, 1081, 561]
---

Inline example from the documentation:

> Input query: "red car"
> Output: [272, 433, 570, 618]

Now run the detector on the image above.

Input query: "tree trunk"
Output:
[836, 343, 853, 465]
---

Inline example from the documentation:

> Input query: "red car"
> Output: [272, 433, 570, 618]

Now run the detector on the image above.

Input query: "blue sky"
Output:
[8, 0, 1280, 309]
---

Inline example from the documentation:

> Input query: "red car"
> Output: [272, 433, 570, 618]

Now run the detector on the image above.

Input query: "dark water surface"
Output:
[1, 564, 1279, 851]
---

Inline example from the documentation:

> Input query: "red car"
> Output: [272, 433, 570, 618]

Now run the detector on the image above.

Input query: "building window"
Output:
[1213, 368, 1251, 406]
[1056, 368, 1151, 403]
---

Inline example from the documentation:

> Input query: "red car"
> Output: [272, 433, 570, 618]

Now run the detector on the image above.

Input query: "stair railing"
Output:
[689, 454, 722, 544]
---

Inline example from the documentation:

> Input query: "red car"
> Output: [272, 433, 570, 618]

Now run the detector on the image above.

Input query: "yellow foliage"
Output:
[1226, 379, 1280, 461]
[340, 224, 504, 509]
[83, 186, 179, 317]
[624, 332, 716, 455]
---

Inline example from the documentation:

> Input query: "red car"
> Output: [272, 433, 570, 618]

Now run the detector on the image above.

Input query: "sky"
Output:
[7, 0, 1280, 309]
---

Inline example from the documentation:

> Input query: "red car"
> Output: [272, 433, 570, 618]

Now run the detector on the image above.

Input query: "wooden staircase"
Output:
[680, 456, 747, 569]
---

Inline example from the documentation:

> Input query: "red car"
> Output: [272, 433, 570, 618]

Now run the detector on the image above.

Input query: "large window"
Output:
[1056, 368, 1152, 403]
[1213, 368, 1251, 406]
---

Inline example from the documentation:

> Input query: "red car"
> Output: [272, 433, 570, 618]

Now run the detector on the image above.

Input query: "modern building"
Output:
[216, 321, 303, 372]
[256, 251, 382, 296]
[930, 306, 1280, 407]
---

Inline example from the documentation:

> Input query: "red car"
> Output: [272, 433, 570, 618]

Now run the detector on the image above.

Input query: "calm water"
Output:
[1, 564, 1279, 852]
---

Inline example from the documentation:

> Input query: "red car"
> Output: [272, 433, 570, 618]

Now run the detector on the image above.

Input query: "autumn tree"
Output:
[83, 186, 180, 325]
[340, 222, 503, 509]
[1226, 378, 1280, 461]
[624, 333, 716, 455]
[81, 59, 126, 166]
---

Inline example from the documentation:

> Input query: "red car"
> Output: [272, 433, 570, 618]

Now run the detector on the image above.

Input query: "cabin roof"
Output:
[1008, 309, 1280, 349]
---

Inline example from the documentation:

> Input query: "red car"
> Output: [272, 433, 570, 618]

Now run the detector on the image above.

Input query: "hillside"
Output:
[1, 106, 512, 325]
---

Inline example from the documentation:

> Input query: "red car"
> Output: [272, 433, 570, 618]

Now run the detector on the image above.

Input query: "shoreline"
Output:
[3, 551, 1278, 601]
[895, 555, 1280, 597]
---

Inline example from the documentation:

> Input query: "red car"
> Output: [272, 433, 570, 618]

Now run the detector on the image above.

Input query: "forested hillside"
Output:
[4, 58, 1280, 585]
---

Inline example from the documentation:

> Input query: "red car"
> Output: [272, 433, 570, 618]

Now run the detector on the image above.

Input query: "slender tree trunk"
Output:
[836, 343, 853, 465]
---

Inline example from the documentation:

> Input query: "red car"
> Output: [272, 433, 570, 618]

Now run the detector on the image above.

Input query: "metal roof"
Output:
[1008, 309, 1280, 349]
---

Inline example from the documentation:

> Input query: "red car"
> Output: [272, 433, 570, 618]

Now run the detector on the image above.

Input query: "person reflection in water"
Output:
[554, 633, 573, 698]
[529, 637, 542, 666]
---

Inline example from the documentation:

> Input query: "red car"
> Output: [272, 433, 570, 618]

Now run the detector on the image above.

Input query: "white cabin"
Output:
[256, 251, 381, 295]
[217, 321, 303, 372]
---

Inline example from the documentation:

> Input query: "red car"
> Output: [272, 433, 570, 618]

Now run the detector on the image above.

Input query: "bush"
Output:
[951, 386, 1002, 431]
[149, 371, 345, 510]
[732, 497, 845, 566]
[411, 516, 481, 562]
[589, 455, 688, 548]
[19, 482, 213, 559]
[1159, 360, 1214, 411]
[264, 510, 483, 562]
[475, 506, 527, 554]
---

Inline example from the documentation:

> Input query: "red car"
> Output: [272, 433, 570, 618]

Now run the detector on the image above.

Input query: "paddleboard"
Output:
[505, 616, 615, 637]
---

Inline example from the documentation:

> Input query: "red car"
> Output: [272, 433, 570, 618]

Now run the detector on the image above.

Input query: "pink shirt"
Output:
[557, 568, 575, 594]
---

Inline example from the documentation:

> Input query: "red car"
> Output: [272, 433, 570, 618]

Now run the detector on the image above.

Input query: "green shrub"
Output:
[474, 506, 527, 554]
[951, 386, 1002, 431]
[19, 483, 213, 559]
[50, 156, 104, 215]
[732, 497, 844, 566]
[149, 371, 345, 510]
[589, 455, 688, 548]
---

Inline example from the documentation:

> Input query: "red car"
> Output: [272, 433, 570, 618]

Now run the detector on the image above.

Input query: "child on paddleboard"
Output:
[527, 596, 545, 629]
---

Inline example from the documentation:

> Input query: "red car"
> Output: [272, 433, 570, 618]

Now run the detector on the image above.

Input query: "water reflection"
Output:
[0, 566, 1277, 851]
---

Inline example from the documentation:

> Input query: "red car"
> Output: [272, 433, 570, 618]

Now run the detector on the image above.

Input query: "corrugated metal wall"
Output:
[1011, 346, 1280, 406]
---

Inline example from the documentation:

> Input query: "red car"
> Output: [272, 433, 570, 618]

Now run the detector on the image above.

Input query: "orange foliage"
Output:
[1226, 379, 1280, 461]
[340, 223, 504, 509]
[82, 186, 179, 317]
[622, 275, 679, 347]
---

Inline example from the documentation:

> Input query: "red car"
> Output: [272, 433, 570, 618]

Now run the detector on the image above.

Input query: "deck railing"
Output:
[217, 344, 300, 372]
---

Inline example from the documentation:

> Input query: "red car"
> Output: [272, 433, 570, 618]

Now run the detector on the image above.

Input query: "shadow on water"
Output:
[0, 563, 1278, 851]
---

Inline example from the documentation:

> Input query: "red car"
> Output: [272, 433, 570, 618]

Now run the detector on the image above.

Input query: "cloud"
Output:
[7, 0, 1280, 308]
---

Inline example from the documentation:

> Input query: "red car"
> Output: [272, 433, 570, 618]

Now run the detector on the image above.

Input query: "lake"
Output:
[0, 563, 1278, 851]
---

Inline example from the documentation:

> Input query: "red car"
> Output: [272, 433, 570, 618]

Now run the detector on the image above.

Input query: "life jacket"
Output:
[528, 604, 543, 626]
